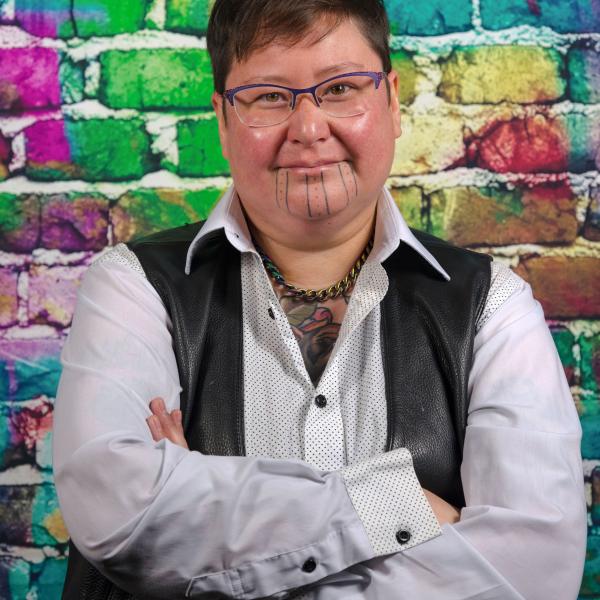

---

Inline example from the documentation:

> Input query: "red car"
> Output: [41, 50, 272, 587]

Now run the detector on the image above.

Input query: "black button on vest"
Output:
[315, 394, 327, 408]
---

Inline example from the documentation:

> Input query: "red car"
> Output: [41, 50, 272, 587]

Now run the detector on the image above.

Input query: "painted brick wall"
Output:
[0, 0, 598, 597]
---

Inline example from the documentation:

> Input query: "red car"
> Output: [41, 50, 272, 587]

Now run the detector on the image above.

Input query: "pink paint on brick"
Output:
[14, 10, 70, 38]
[0, 48, 61, 111]
[25, 119, 71, 165]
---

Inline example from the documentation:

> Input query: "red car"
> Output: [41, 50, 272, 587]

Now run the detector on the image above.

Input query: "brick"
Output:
[467, 115, 569, 173]
[592, 467, 600, 525]
[0, 398, 53, 472]
[41, 193, 108, 251]
[0, 339, 63, 402]
[565, 112, 600, 172]
[480, 0, 600, 33]
[0, 269, 18, 328]
[392, 51, 418, 106]
[25, 118, 156, 182]
[177, 117, 230, 177]
[28, 265, 86, 327]
[73, 0, 150, 38]
[13, 0, 75, 38]
[0, 48, 61, 112]
[0, 193, 41, 252]
[392, 110, 465, 175]
[99, 49, 214, 110]
[580, 413, 600, 459]
[581, 334, 600, 394]
[385, 0, 472, 35]
[428, 183, 578, 246]
[439, 46, 565, 104]
[28, 557, 68, 599]
[0, 484, 62, 546]
[59, 54, 86, 105]
[584, 186, 600, 241]
[551, 327, 577, 386]
[390, 187, 425, 230]
[0, 132, 10, 180]
[112, 187, 223, 243]
[165, 0, 212, 34]
[0, 557, 30, 600]
[514, 257, 600, 319]
[568, 47, 600, 104]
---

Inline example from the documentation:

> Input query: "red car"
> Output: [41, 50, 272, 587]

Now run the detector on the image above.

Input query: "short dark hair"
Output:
[207, 0, 392, 94]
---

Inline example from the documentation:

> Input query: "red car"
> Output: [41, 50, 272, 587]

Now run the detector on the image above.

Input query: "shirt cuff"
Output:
[340, 448, 442, 556]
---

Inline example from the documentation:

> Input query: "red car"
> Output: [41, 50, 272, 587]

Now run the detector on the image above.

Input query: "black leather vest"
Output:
[62, 224, 491, 599]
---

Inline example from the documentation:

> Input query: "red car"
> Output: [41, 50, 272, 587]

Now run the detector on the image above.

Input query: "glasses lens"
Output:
[233, 86, 293, 127]
[316, 74, 377, 118]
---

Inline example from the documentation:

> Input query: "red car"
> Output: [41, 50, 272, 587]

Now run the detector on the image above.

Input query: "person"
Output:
[52, 1, 587, 598]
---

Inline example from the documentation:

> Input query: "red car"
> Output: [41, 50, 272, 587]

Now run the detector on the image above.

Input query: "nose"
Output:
[286, 94, 331, 146]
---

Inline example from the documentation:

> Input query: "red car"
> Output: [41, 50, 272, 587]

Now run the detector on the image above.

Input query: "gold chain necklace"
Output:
[255, 238, 374, 302]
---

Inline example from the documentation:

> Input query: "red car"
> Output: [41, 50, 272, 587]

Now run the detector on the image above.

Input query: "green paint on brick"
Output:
[113, 187, 224, 242]
[551, 328, 577, 385]
[99, 49, 214, 110]
[581, 334, 600, 393]
[581, 413, 600, 458]
[568, 48, 600, 104]
[0, 193, 26, 236]
[165, 0, 212, 34]
[440, 46, 565, 104]
[177, 116, 229, 177]
[390, 187, 424, 230]
[73, 0, 150, 38]
[385, 0, 472, 35]
[27, 119, 156, 182]
[59, 54, 85, 105]
[581, 535, 600, 596]
[391, 51, 418, 105]
[7, 558, 30, 599]
[479, 187, 524, 222]
[564, 113, 600, 173]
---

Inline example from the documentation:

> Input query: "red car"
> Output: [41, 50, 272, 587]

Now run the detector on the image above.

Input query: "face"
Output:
[212, 17, 402, 248]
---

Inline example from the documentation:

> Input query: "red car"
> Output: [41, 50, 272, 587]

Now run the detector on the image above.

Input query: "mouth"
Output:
[277, 160, 348, 176]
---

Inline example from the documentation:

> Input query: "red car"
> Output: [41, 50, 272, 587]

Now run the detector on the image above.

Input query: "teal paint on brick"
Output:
[551, 327, 577, 385]
[31, 485, 60, 545]
[581, 534, 600, 596]
[31, 558, 67, 600]
[58, 54, 85, 105]
[99, 49, 214, 110]
[73, 0, 150, 38]
[565, 113, 600, 173]
[480, 0, 600, 33]
[581, 413, 600, 458]
[385, 0, 472, 35]
[14, 356, 62, 401]
[7, 559, 30, 600]
[177, 117, 230, 177]
[569, 48, 600, 104]
[165, 0, 211, 34]
[13, 0, 75, 38]
[581, 334, 600, 393]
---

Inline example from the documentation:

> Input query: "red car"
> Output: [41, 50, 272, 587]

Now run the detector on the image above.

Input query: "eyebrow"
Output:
[239, 62, 365, 86]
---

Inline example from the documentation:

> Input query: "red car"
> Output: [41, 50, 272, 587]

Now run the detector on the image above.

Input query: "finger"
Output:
[173, 409, 183, 426]
[149, 397, 167, 415]
[146, 415, 164, 441]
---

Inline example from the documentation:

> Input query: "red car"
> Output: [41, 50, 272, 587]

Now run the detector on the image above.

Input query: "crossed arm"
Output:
[53, 254, 587, 599]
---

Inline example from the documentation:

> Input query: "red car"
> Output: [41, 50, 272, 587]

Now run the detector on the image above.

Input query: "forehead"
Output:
[227, 18, 381, 86]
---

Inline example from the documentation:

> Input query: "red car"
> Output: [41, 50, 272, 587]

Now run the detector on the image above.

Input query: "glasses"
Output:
[223, 71, 387, 128]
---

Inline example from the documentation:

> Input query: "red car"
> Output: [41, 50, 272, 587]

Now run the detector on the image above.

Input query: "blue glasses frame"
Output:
[223, 70, 387, 123]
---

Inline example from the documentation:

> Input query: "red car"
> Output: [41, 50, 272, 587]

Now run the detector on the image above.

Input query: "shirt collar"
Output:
[185, 185, 450, 281]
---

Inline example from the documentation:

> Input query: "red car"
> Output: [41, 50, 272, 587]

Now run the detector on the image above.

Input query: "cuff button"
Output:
[396, 529, 411, 545]
[302, 557, 317, 573]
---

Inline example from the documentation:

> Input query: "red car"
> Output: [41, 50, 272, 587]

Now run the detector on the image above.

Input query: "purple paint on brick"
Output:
[0, 48, 61, 112]
[25, 120, 71, 165]
[14, 9, 72, 38]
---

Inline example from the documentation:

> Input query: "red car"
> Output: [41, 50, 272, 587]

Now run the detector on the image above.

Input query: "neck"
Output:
[250, 206, 377, 290]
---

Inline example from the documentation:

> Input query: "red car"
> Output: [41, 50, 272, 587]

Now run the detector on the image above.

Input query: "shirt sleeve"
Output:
[297, 263, 587, 600]
[52, 246, 439, 600]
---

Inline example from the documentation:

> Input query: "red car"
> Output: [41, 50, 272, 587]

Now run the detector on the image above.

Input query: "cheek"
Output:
[228, 127, 281, 178]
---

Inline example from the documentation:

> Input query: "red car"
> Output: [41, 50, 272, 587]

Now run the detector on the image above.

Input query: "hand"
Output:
[422, 488, 460, 526]
[146, 397, 189, 450]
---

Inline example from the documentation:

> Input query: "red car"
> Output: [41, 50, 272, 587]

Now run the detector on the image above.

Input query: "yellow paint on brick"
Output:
[44, 509, 70, 543]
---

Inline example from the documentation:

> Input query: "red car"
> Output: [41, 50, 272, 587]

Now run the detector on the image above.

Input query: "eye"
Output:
[262, 92, 283, 102]
[327, 84, 349, 96]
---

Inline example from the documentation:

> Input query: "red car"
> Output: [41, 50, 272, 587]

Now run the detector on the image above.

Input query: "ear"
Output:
[212, 91, 230, 160]
[387, 70, 402, 139]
